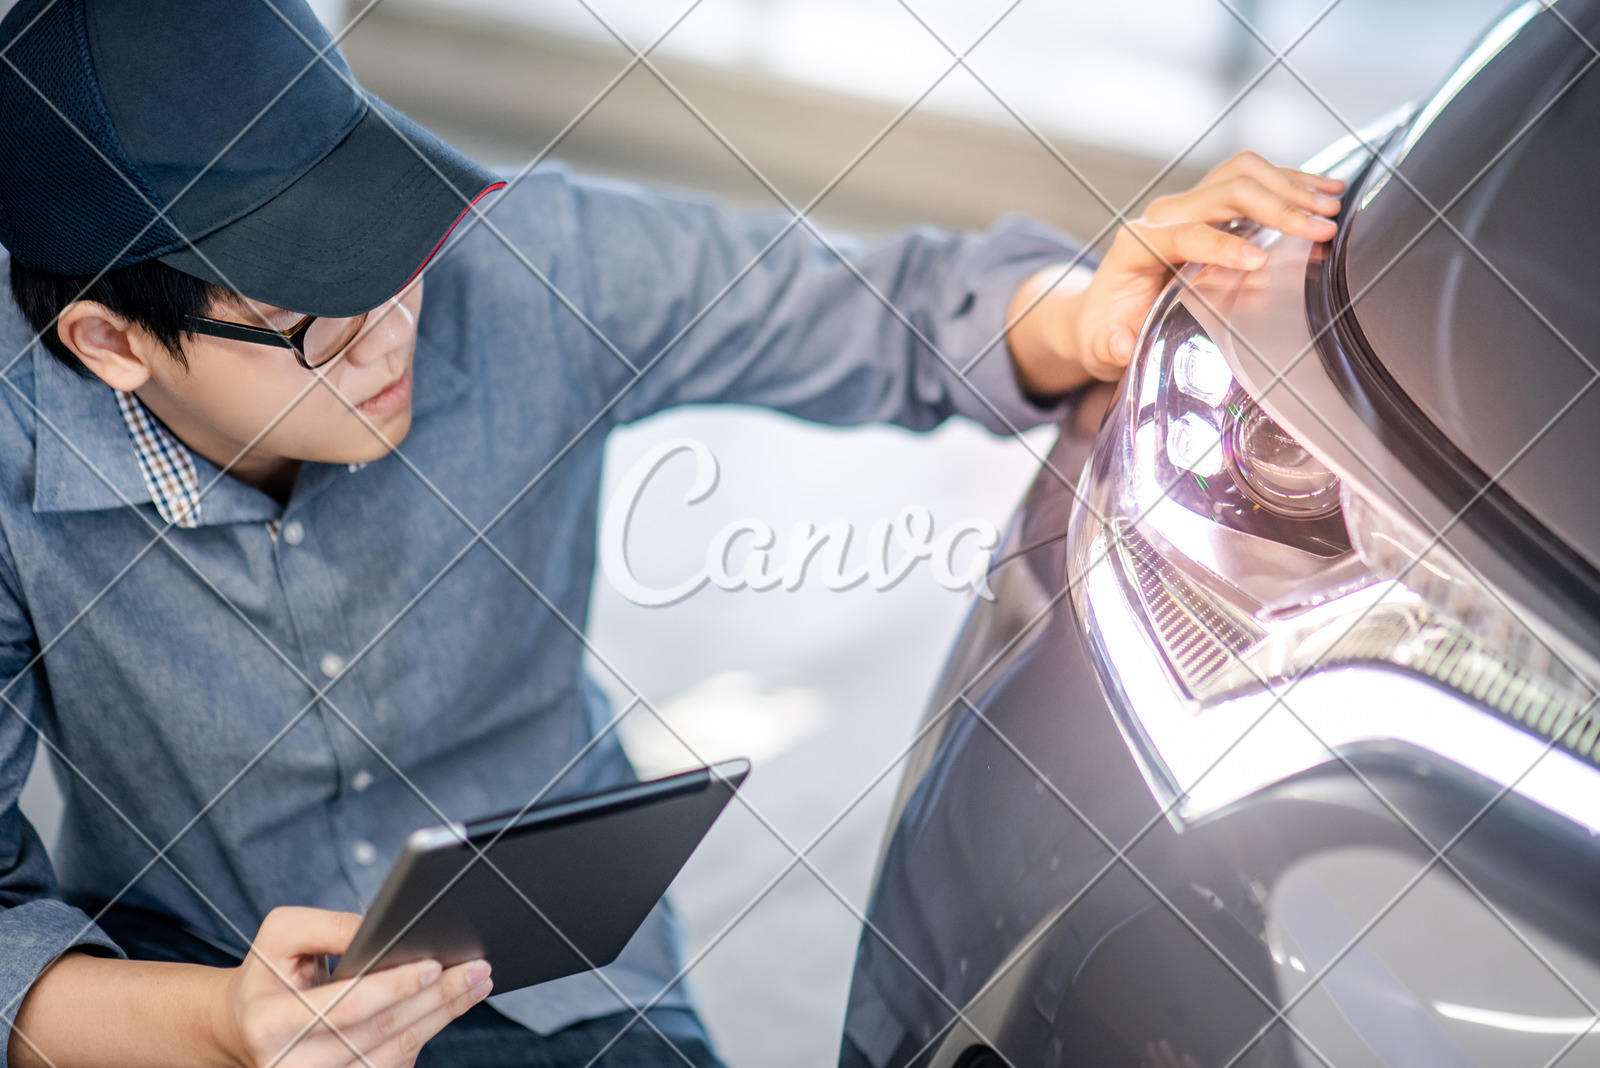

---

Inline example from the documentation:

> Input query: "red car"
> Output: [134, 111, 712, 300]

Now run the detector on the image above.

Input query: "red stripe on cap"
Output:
[400, 180, 507, 290]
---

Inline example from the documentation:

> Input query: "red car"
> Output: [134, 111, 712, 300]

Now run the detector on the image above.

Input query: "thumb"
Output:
[1107, 324, 1136, 366]
[1087, 323, 1135, 379]
[254, 907, 364, 961]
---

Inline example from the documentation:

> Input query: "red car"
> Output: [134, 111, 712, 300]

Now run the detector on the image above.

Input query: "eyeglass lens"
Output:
[301, 314, 367, 367]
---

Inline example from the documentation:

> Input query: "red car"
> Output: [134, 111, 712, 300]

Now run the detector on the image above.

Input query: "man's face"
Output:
[135, 279, 423, 479]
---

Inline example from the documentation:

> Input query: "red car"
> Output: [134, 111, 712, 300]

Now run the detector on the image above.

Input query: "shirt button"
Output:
[351, 769, 374, 792]
[281, 521, 305, 546]
[320, 653, 345, 679]
[352, 840, 378, 866]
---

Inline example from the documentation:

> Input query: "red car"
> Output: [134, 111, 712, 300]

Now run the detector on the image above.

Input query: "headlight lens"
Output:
[1226, 402, 1342, 518]
[1069, 290, 1600, 829]
[1120, 303, 1351, 560]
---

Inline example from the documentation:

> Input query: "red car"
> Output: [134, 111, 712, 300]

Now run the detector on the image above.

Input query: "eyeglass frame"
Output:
[181, 310, 369, 371]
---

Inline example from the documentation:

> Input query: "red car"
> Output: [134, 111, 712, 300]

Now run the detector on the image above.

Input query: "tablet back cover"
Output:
[334, 761, 747, 991]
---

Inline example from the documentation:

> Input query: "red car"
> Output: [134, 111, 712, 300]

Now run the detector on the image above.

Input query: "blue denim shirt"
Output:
[0, 167, 1075, 1053]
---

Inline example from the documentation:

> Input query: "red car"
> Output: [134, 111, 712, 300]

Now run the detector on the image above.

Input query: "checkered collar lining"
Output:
[113, 391, 370, 530]
[114, 390, 202, 529]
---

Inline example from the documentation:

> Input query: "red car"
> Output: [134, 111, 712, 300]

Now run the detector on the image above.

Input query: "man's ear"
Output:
[55, 302, 155, 391]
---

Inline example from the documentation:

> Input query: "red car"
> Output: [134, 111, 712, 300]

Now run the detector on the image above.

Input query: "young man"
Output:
[0, 1, 1343, 1066]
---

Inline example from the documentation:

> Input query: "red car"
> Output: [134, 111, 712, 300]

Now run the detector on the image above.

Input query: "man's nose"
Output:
[342, 297, 413, 366]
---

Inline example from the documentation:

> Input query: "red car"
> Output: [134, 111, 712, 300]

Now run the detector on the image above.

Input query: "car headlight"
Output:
[1069, 286, 1600, 830]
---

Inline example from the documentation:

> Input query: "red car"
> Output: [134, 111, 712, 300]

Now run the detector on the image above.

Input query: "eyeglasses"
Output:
[181, 309, 369, 370]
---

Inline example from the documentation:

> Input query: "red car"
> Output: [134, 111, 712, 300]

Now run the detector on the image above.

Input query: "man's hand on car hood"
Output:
[1006, 151, 1345, 396]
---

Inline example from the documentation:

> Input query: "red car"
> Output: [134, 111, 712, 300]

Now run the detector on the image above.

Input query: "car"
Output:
[839, 2, 1600, 1066]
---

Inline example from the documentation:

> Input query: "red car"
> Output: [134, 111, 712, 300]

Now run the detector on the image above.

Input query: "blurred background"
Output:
[12, 0, 1509, 1065]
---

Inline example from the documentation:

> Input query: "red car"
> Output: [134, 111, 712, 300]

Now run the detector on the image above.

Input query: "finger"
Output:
[1148, 173, 1339, 235]
[256, 907, 366, 963]
[1203, 150, 1345, 197]
[301, 959, 450, 1033]
[248, 957, 443, 1062]
[1230, 153, 1346, 212]
[273, 962, 486, 1068]
[1207, 175, 1339, 241]
[321, 960, 484, 1050]
[1133, 220, 1267, 273]
[1289, 167, 1347, 195]
[1107, 324, 1136, 368]
[1191, 153, 1345, 221]
[337, 970, 491, 1068]
[1084, 323, 1136, 380]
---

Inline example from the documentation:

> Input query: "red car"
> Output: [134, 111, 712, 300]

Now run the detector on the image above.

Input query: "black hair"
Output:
[7, 256, 236, 376]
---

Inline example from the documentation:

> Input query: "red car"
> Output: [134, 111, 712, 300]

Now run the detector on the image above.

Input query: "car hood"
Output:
[1341, 0, 1600, 576]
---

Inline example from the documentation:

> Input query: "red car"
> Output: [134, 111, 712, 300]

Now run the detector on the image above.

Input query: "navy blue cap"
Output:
[0, 0, 504, 316]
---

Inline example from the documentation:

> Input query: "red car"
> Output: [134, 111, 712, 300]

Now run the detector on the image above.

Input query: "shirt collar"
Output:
[32, 344, 281, 525]
[32, 343, 159, 517]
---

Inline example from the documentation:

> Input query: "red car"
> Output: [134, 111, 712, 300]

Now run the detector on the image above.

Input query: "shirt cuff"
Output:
[938, 215, 1097, 435]
[0, 899, 124, 1068]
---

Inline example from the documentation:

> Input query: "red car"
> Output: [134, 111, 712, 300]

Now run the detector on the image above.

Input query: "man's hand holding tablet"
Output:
[216, 908, 491, 1068]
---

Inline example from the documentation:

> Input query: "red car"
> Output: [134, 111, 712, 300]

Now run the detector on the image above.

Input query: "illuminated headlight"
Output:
[1068, 290, 1600, 830]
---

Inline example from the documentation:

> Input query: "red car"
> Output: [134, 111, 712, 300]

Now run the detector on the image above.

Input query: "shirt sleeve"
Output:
[0, 536, 122, 1068]
[551, 172, 1090, 433]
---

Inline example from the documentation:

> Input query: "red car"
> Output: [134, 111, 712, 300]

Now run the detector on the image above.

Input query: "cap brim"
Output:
[160, 96, 503, 317]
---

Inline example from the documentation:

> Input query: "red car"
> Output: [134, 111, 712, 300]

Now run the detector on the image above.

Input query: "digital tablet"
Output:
[330, 759, 749, 992]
